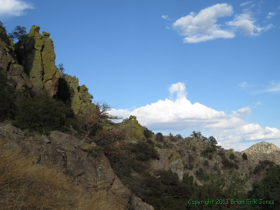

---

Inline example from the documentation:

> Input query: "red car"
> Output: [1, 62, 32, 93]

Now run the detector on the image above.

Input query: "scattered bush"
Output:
[253, 160, 276, 175]
[201, 146, 216, 157]
[222, 157, 237, 169]
[204, 160, 209, 167]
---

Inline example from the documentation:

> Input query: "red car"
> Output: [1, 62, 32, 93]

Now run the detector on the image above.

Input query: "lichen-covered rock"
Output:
[122, 115, 145, 141]
[21, 25, 61, 96]
[65, 75, 96, 117]
[150, 148, 184, 181]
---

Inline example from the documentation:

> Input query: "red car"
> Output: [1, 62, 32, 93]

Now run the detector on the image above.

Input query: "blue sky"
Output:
[1, 0, 279, 151]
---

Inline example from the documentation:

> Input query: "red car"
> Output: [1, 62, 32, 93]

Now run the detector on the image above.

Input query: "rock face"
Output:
[65, 75, 96, 117]
[0, 25, 32, 90]
[23, 25, 61, 96]
[150, 149, 184, 181]
[0, 123, 153, 210]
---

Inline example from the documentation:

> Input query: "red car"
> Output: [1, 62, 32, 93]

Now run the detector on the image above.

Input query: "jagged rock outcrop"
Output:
[65, 75, 96, 117]
[23, 25, 62, 96]
[0, 123, 153, 210]
[0, 25, 32, 90]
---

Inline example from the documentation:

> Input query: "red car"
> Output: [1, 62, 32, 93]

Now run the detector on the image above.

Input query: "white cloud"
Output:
[109, 82, 280, 151]
[240, 1, 252, 7]
[226, 13, 262, 36]
[239, 81, 249, 88]
[0, 0, 33, 17]
[267, 12, 275, 20]
[265, 82, 280, 93]
[172, 3, 273, 43]
[232, 107, 251, 117]
[161, 15, 168, 20]
[172, 3, 235, 43]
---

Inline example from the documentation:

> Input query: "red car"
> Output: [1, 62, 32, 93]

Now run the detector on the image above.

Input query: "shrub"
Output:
[253, 160, 276, 175]
[230, 153, 235, 160]
[201, 146, 216, 157]
[183, 173, 194, 186]
[129, 141, 159, 161]
[14, 96, 74, 133]
[0, 73, 17, 121]
[155, 132, 164, 142]
[221, 157, 236, 169]
[143, 126, 153, 139]
[242, 153, 248, 160]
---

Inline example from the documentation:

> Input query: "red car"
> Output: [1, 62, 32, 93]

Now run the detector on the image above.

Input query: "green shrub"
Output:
[155, 132, 164, 142]
[195, 168, 205, 181]
[143, 126, 153, 139]
[129, 141, 159, 161]
[242, 153, 248, 160]
[183, 173, 194, 186]
[253, 160, 276, 175]
[14, 96, 74, 133]
[221, 157, 236, 169]
[201, 146, 216, 157]
[230, 153, 235, 159]
[0, 73, 17, 121]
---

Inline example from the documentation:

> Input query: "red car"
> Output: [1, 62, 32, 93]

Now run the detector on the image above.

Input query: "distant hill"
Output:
[243, 141, 280, 155]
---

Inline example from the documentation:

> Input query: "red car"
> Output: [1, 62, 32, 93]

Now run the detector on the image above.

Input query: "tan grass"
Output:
[0, 138, 110, 210]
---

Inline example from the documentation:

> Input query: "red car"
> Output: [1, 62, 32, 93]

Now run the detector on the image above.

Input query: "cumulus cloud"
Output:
[161, 15, 168, 20]
[109, 82, 280, 151]
[172, 3, 235, 43]
[172, 3, 273, 43]
[0, 0, 33, 17]
[226, 13, 262, 36]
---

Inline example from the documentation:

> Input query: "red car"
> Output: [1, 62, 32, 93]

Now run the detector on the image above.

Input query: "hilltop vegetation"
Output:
[0, 23, 280, 209]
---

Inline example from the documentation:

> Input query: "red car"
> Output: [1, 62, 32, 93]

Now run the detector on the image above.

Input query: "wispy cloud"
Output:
[0, 0, 33, 17]
[266, 12, 275, 20]
[172, 4, 235, 43]
[265, 82, 280, 93]
[161, 15, 169, 20]
[109, 82, 280, 150]
[240, 1, 252, 7]
[239, 81, 250, 88]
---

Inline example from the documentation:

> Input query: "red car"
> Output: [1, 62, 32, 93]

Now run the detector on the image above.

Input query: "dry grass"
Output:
[0, 138, 109, 210]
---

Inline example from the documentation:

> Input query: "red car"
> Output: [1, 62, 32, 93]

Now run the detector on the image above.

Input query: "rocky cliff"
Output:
[0, 25, 95, 118]
[0, 123, 154, 210]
